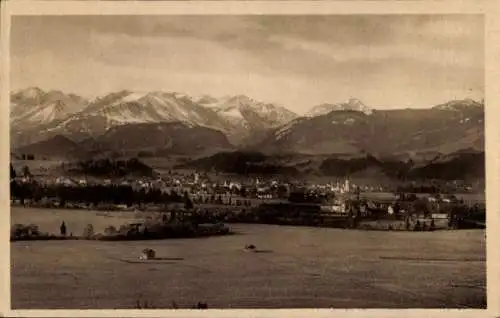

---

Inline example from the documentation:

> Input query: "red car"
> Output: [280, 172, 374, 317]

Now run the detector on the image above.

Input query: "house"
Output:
[55, 177, 77, 187]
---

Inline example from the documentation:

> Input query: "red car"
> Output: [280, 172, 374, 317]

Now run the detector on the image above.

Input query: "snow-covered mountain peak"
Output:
[191, 94, 219, 106]
[119, 91, 150, 103]
[232, 94, 254, 104]
[13, 87, 45, 100]
[222, 94, 281, 113]
[433, 99, 484, 111]
[10, 88, 89, 128]
[345, 98, 367, 109]
[11, 88, 300, 147]
[306, 98, 373, 117]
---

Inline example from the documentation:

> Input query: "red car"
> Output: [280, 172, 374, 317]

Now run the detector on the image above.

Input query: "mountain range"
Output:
[10, 88, 298, 148]
[10, 87, 484, 164]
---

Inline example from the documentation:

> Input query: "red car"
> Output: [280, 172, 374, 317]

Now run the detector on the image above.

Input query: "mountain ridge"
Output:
[10, 87, 484, 160]
[255, 102, 484, 157]
[10, 88, 301, 147]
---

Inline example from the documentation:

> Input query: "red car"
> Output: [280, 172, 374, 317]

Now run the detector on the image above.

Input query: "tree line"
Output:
[70, 158, 154, 177]
[10, 180, 190, 208]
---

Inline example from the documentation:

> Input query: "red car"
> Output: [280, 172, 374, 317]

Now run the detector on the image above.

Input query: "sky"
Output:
[11, 15, 484, 114]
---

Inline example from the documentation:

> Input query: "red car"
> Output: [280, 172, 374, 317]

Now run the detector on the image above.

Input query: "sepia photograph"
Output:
[7, 12, 487, 311]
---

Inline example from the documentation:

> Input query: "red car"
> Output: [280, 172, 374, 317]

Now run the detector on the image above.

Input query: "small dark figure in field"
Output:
[60, 221, 67, 236]
[245, 244, 256, 250]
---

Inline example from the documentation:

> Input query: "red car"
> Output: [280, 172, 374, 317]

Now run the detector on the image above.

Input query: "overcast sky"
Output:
[11, 15, 483, 114]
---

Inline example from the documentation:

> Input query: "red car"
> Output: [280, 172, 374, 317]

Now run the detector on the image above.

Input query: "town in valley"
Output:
[9, 15, 486, 310]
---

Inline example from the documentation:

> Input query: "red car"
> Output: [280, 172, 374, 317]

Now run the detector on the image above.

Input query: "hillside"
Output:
[255, 100, 484, 157]
[175, 151, 300, 176]
[407, 150, 484, 181]
[93, 122, 235, 156]
[177, 149, 485, 182]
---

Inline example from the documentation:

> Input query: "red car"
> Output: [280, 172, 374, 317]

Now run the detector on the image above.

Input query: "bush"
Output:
[104, 225, 117, 235]
[413, 220, 421, 231]
[11, 223, 41, 239]
[11, 224, 26, 238]
[26, 224, 40, 236]
[82, 224, 95, 239]
[118, 224, 131, 235]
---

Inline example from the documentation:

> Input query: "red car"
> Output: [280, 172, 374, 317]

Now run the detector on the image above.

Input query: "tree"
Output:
[414, 220, 421, 231]
[182, 191, 193, 210]
[10, 164, 16, 180]
[32, 185, 43, 203]
[82, 224, 95, 239]
[240, 187, 247, 198]
[184, 197, 193, 210]
[404, 216, 410, 230]
[22, 165, 31, 178]
[18, 183, 27, 205]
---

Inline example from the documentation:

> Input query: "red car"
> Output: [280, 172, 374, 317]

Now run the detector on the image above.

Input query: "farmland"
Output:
[11, 207, 486, 309]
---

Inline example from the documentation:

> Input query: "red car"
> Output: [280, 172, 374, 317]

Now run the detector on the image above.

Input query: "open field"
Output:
[11, 207, 486, 309]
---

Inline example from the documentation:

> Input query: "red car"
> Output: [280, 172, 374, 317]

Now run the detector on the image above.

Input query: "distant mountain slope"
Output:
[14, 135, 86, 159]
[256, 99, 484, 157]
[93, 122, 235, 156]
[13, 122, 236, 159]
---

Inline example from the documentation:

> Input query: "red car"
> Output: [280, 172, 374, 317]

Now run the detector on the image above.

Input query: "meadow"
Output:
[11, 207, 486, 309]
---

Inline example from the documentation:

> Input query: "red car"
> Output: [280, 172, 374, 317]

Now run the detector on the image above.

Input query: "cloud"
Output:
[11, 15, 484, 113]
[271, 35, 481, 69]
